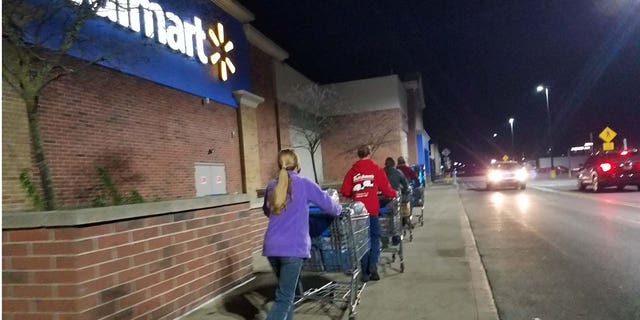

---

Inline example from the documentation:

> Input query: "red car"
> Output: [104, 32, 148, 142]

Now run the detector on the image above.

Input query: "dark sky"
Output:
[239, 0, 640, 164]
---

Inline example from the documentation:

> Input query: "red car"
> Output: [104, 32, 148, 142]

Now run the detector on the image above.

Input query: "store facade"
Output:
[2, 1, 288, 319]
[320, 74, 430, 183]
[2, 1, 431, 319]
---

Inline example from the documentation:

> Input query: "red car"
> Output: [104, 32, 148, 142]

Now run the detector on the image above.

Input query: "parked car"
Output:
[485, 161, 528, 190]
[576, 149, 640, 192]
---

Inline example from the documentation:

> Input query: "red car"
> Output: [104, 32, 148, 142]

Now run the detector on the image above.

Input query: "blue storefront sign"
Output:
[416, 133, 431, 177]
[27, 0, 251, 107]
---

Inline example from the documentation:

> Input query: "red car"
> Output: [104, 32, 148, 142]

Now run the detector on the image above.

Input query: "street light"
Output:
[536, 84, 554, 178]
[508, 118, 515, 158]
[492, 133, 498, 138]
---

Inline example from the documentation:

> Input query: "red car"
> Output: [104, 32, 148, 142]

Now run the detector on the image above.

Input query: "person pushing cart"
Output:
[341, 145, 397, 282]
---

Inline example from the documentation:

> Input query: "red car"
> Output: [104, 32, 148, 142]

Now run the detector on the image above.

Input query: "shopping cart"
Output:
[295, 202, 370, 320]
[411, 184, 425, 227]
[378, 196, 405, 273]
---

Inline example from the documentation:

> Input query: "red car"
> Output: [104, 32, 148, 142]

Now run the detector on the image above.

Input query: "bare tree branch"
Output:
[286, 84, 344, 182]
[340, 127, 397, 157]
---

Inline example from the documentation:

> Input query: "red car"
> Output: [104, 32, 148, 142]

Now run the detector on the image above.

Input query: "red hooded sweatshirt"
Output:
[341, 158, 397, 216]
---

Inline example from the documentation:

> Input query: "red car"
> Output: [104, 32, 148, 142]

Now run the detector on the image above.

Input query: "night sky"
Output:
[239, 0, 640, 165]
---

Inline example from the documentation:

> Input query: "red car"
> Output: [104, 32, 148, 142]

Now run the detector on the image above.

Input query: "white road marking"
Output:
[530, 185, 640, 226]
[531, 186, 640, 209]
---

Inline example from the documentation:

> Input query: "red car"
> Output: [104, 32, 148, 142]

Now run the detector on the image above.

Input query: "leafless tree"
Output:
[286, 83, 344, 183]
[342, 127, 398, 156]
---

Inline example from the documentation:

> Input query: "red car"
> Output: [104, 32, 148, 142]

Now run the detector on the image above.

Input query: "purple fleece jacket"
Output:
[262, 171, 342, 258]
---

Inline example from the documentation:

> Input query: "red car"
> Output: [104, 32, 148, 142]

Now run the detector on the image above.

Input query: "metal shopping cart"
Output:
[379, 196, 405, 273]
[295, 202, 370, 320]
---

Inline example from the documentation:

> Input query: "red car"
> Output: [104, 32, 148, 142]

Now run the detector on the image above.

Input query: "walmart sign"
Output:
[58, 0, 250, 106]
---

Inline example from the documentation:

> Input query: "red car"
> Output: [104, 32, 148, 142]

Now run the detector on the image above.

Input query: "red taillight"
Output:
[599, 163, 612, 172]
[620, 150, 629, 156]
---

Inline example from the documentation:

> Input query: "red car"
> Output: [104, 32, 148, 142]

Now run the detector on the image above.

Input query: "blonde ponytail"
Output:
[270, 168, 290, 214]
[269, 149, 299, 214]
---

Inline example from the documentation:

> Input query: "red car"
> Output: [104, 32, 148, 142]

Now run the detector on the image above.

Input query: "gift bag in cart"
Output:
[378, 195, 405, 273]
[411, 183, 425, 227]
[295, 202, 370, 320]
[399, 189, 414, 241]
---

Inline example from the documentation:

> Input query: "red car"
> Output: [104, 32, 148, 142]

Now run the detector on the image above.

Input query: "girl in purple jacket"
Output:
[262, 149, 341, 320]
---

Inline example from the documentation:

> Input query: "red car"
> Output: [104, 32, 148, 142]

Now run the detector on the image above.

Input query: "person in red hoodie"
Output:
[341, 145, 397, 282]
[397, 156, 420, 186]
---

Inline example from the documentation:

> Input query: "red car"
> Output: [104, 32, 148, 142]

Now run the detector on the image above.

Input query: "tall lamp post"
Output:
[536, 84, 554, 178]
[508, 118, 515, 158]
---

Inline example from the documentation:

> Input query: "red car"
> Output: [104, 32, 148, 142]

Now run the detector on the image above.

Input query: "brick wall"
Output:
[249, 205, 268, 253]
[2, 64, 242, 210]
[2, 59, 273, 318]
[322, 109, 403, 183]
[2, 80, 33, 211]
[2, 202, 263, 320]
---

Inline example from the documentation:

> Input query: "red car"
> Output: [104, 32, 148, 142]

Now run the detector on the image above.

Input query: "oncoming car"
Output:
[485, 161, 528, 190]
[576, 149, 640, 192]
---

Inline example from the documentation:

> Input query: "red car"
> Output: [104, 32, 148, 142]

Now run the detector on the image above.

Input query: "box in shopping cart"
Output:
[316, 237, 352, 272]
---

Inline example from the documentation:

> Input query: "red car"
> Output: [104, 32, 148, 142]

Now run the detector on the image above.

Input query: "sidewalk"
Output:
[181, 183, 499, 320]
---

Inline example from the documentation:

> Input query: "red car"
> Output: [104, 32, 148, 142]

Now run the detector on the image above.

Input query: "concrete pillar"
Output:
[233, 90, 265, 198]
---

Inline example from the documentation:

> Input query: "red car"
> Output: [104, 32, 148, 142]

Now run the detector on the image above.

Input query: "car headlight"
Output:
[488, 170, 502, 182]
[515, 168, 528, 181]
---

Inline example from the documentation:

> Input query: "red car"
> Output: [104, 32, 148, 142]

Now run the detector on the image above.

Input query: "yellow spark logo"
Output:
[208, 23, 236, 81]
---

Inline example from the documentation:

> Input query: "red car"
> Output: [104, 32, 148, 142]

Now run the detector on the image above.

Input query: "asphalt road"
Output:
[457, 177, 640, 320]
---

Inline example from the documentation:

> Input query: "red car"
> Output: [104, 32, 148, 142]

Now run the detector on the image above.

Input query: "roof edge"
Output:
[244, 24, 289, 61]
[212, 0, 255, 23]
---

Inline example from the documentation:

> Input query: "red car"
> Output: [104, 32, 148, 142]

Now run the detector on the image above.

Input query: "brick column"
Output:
[233, 90, 265, 198]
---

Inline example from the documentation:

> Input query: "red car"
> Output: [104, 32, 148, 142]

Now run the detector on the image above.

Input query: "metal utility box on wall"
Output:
[194, 163, 227, 196]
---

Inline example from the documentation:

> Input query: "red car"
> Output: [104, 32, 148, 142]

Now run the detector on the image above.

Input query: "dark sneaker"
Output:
[361, 274, 369, 283]
[369, 271, 380, 281]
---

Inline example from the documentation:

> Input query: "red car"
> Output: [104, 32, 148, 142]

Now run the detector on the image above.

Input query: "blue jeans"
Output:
[267, 257, 304, 320]
[361, 215, 381, 276]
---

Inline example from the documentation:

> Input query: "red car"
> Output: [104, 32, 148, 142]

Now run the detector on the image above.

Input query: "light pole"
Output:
[536, 84, 554, 178]
[508, 118, 515, 158]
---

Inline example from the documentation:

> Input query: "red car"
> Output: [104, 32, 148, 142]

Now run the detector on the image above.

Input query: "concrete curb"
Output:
[456, 186, 500, 320]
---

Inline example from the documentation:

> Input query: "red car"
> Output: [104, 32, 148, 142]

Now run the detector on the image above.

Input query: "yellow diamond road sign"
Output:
[603, 142, 614, 151]
[599, 127, 617, 142]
